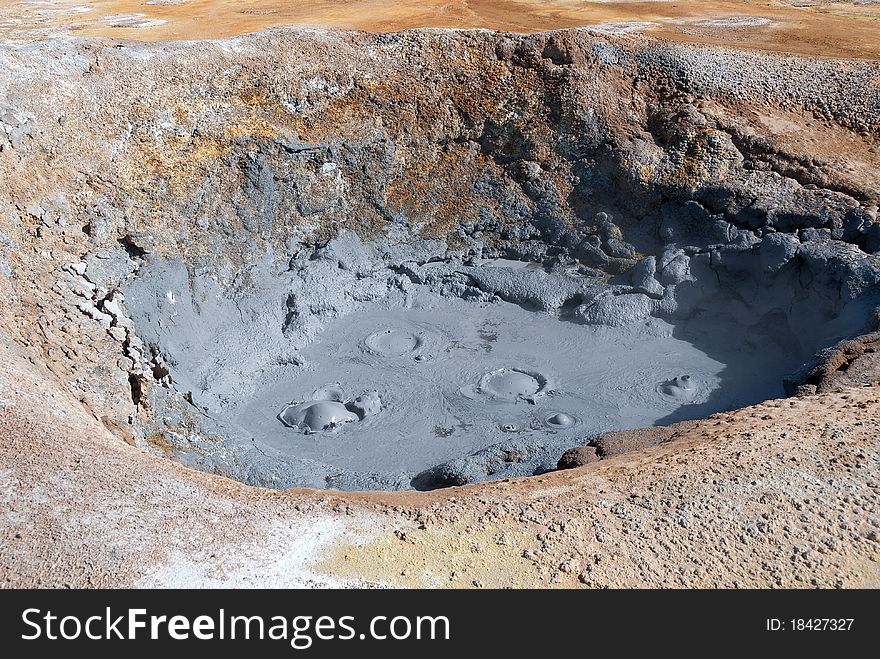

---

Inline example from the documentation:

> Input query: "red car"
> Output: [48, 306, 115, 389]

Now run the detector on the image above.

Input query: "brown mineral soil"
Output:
[1, 0, 879, 59]
[2, 333, 878, 588]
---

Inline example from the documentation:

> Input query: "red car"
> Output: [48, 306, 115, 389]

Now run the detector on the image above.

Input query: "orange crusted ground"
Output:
[0, 1, 879, 59]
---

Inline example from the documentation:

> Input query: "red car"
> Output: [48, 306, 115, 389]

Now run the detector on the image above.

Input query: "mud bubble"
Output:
[544, 412, 576, 429]
[463, 368, 551, 403]
[656, 375, 697, 403]
[279, 388, 384, 434]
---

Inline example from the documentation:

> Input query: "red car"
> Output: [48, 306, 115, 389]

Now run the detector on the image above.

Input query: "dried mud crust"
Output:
[0, 336, 878, 588]
[559, 421, 703, 469]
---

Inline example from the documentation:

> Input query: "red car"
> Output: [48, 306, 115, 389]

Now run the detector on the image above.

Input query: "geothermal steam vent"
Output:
[24, 31, 875, 493]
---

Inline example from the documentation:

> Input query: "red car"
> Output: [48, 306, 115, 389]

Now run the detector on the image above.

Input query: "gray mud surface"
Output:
[126, 230, 879, 491]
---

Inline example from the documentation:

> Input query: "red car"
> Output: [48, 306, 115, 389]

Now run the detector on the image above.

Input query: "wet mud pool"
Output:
[125, 231, 876, 490]
[238, 288, 791, 478]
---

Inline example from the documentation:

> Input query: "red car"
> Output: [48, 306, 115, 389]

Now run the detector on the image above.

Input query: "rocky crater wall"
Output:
[0, 29, 878, 489]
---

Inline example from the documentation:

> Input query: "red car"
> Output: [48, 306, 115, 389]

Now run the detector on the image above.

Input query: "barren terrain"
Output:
[0, 8, 878, 588]
[0, 1, 878, 58]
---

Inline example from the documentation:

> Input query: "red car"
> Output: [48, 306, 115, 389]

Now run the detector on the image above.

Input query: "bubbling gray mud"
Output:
[279, 388, 383, 433]
[125, 229, 880, 491]
[279, 400, 358, 433]
[657, 375, 697, 403]
[464, 368, 550, 402]
[239, 292, 723, 476]
[545, 412, 576, 429]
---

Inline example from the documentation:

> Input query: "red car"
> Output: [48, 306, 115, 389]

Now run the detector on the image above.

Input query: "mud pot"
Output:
[2, 29, 878, 493]
[125, 225, 878, 490]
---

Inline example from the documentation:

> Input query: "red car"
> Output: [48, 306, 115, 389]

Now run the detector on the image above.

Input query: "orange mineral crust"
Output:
[0, 1, 878, 59]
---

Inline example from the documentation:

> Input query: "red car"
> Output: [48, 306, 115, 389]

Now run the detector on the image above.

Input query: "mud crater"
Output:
[124, 224, 879, 491]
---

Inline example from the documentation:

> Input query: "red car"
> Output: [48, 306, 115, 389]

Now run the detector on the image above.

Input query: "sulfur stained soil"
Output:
[0, 0, 879, 59]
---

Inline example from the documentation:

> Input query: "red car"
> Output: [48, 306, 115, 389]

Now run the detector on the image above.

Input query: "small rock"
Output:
[604, 237, 636, 259]
[559, 560, 575, 573]
[65, 262, 87, 276]
[77, 302, 112, 329]
[557, 445, 600, 469]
